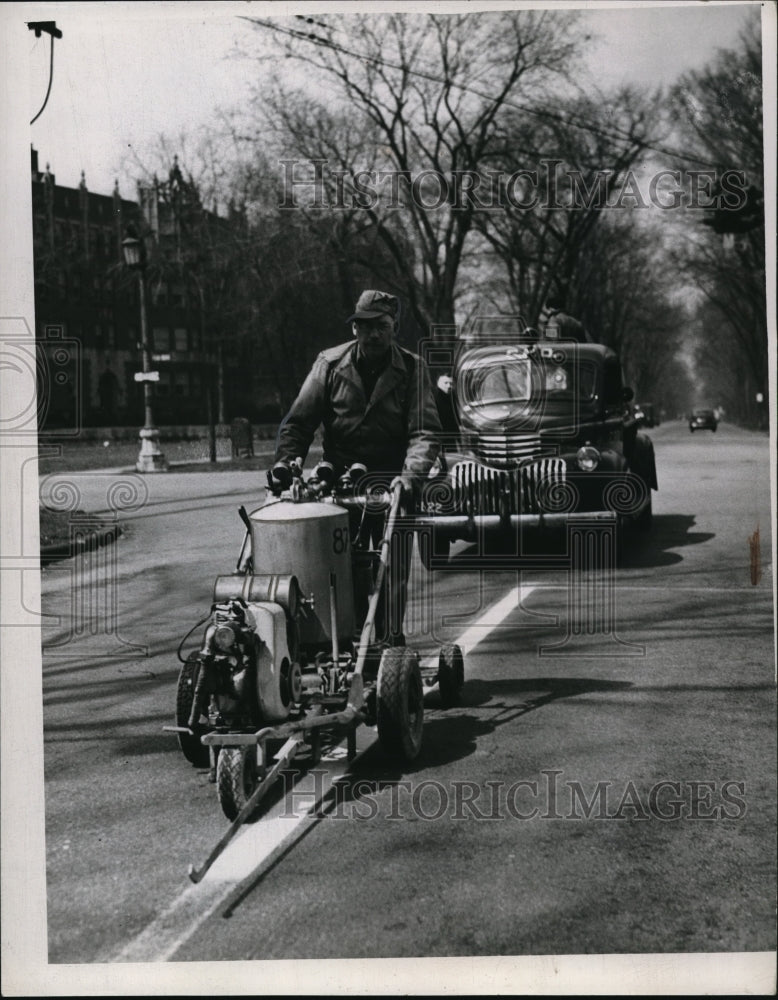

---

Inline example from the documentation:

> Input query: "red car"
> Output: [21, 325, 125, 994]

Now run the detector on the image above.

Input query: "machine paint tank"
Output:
[249, 501, 355, 647]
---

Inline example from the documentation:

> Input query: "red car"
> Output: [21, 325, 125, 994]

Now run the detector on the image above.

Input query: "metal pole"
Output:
[138, 273, 153, 429]
[135, 261, 167, 472]
[207, 371, 217, 463]
[194, 274, 216, 462]
[217, 342, 226, 425]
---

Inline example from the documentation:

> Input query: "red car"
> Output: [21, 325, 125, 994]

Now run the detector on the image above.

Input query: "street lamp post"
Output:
[122, 231, 168, 472]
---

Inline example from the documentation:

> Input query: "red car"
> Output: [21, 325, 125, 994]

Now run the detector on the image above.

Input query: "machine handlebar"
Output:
[266, 460, 409, 512]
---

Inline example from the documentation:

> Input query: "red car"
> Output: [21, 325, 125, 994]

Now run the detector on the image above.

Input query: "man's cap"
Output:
[545, 284, 566, 309]
[346, 289, 399, 323]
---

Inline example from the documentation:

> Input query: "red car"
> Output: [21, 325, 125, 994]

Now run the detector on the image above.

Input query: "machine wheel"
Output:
[216, 746, 259, 821]
[175, 654, 210, 768]
[438, 643, 465, 707]
[376, 647, 424, 763]
[418, 529, 451, 571]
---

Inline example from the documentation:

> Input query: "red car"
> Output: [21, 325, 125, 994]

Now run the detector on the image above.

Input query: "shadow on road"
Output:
[439, 514, 714, 572]
[372, 676, 633, 775]
[620, 514, 715, 570]
[209, 675, 631, 917]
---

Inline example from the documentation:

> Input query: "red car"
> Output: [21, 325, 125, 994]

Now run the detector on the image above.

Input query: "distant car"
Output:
[689, 408, 718, 433]
[639, 403, 658, 428]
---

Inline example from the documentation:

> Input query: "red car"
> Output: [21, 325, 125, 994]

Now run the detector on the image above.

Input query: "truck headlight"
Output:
[576, 446, 600, 471]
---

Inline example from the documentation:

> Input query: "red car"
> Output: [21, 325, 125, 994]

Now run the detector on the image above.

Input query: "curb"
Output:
[40, 523, 123, 564]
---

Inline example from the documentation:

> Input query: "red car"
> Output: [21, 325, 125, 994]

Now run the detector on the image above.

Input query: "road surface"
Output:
[37, 420, 775, 974]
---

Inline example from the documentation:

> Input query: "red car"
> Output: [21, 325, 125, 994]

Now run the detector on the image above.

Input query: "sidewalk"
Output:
[37, 457, 275, 562]
[48, 453, 275, 477]
[37, 447, 325, 561]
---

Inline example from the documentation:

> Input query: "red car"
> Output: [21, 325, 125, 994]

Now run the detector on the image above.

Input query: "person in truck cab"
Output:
[540, 288, 593, 344]
[272, 289, 442, 647]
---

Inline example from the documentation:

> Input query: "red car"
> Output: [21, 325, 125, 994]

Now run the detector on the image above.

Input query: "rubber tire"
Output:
[418, 529, 451, 571]
[376, 647, 424, 763]
[216, 746, 258, 821]
[438, 643, 465, 708]
[634, 483, 653, 534]
[175, 653, 210, 768]
[635, 494, 653, 533]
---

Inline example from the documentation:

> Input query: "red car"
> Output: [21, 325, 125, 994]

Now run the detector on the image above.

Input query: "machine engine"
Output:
[191, 599, 262, 731]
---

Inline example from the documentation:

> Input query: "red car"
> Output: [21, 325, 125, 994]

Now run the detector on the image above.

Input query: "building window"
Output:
[153, 327, 170, 352]
[174, 370, 188, 396]
[156, 370, 171, 397]
[174, 328, 188, 352]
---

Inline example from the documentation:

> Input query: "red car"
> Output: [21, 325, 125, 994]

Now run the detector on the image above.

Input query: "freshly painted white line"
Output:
[201, 746, 353, 886]
[110, 584, 531, 963]
[111, 742, 373, 963]
[455, 584, 534, 656]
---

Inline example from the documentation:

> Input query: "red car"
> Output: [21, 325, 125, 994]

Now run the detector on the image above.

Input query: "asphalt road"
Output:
[38, 420, 776, 972]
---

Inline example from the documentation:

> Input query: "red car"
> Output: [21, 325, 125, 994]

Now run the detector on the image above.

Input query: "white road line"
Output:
[111, 743, 372, 963]
[455, 583, 535, 656]
[110, 583, 531, 963]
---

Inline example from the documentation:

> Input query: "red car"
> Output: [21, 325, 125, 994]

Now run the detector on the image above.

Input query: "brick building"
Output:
[31, 147, 228, 431]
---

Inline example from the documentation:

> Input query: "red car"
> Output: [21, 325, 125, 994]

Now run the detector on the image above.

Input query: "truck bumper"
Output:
[414, 510, 618, 541]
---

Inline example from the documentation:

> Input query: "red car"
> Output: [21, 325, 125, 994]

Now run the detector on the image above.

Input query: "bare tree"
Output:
[472, 86, 661, 326]
[667, 21, 767, 425]
[240, 10, 583, 330]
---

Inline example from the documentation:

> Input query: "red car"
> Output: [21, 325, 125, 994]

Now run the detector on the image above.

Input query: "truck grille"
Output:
[473, 433, 545, 467]
[452, 459, 567, 516]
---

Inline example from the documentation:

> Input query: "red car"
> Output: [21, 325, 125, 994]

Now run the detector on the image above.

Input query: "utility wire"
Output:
[30, 33, 56, 125]
[242, 14, 729, 172]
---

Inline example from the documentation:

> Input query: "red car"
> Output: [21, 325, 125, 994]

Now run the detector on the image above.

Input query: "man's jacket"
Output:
[276, 341, 442, 478]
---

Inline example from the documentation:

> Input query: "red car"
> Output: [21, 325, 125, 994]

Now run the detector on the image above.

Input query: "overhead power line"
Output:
[241, 14, 728, 171]
[28, 21, 62, 125]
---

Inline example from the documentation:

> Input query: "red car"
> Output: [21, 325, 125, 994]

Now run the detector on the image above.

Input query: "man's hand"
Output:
[269, 461, 293, 493]
[390, 474, 416, 499]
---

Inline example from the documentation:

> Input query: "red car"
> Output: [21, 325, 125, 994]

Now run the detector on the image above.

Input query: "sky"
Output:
[19, 0, 764, 197]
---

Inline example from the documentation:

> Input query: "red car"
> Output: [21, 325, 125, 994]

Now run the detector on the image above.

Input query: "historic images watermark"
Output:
[37, 474, 149, 657]
[0, 321, 83, 438]
[279, 158, 750, 213]
[0, 315, 145, 653]
[280, 770, 748, 823]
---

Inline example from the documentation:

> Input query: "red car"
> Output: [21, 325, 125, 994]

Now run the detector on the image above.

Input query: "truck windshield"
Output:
[462, 358, 596, 406]
[456, 352, 599, 428]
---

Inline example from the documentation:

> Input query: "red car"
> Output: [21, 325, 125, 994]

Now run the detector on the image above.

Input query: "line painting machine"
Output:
[166, 460, 464, 881]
